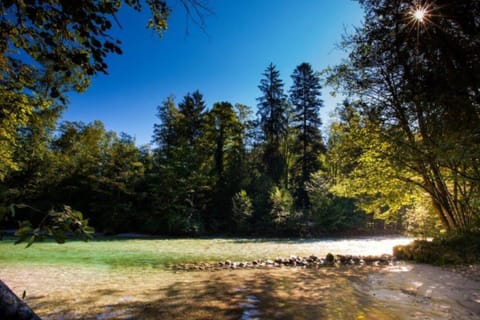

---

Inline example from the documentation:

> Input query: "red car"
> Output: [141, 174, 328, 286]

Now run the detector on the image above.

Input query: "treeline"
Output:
[2, 0, 478, 240]
[1, 62, 375, 236]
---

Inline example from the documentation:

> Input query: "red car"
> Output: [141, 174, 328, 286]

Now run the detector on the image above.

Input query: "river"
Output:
[1, 236, 479, 319]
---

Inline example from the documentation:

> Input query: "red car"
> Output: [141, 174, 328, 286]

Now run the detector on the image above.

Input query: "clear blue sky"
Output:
[63, 0, 364, 146]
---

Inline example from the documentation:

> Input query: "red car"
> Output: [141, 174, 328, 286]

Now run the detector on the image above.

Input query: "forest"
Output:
[1, 0, 480, 318]
[2, 62, 374, 237]
[0, 0, 479, 240]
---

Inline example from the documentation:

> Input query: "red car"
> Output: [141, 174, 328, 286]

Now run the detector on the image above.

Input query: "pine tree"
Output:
[150, 91, 209, 234]
[178, 90, 207, 149]
[289, 62, 325, 209]
[205, 102, 245, 231]
[257, 63, 288, 185]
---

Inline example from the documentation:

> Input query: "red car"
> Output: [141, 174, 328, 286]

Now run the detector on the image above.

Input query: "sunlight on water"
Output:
[286, 236, 414, 256]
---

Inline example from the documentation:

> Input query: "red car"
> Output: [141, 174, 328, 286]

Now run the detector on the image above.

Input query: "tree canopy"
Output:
[2, 0, 478, 241]
[326, 0, 480, 232]
[0, 0, 209, 181]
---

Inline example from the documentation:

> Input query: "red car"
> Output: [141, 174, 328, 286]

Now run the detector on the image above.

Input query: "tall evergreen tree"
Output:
[150, 91, 209, 235]
[178, 90, 207, 149]
[257, 63, 288, 185]
[205, 102, 245, 231]
[152, 96, 181, 160]
[289, 62, 325, 209]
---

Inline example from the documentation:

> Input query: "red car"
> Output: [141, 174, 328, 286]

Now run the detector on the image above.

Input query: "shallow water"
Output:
[1, 237, 478, 319]
[3, 265, 398, 319]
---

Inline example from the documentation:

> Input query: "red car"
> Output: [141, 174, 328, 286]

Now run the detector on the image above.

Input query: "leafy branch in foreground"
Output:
[10, 204, 94, 247]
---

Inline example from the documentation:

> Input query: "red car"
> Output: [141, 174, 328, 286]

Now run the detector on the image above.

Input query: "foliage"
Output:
[3, 47, 455, 238]
[0, 0, 173, 181]
[10, 204, 94, 247]
[327, 0, 480, 232]
[326, 101, 417, 223]
[232, 190, 253, 232]
[394, 232, 480, 265]
[307, 171, 367, 233]
[1, 120, 147, 235]
[402, 195, 442, 238]
[269, 186, 294, 231]
[0, 0, 211, 242]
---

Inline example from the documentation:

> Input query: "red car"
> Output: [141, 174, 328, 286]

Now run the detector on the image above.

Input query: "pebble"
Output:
[171, 253, 395, 271]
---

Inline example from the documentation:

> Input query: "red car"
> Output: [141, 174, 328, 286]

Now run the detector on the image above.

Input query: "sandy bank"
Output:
[364, 262, 480, 319]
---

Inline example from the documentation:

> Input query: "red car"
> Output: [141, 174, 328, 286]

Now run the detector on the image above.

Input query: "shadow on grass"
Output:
[32, 268, 400, 320]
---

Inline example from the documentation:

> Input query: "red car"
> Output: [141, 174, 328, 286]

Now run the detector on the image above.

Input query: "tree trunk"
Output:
[0, 280, 41, 320]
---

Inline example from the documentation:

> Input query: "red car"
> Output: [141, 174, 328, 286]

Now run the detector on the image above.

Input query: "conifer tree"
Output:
[257, 63, 288, 185]
[289, 62, 325, 209]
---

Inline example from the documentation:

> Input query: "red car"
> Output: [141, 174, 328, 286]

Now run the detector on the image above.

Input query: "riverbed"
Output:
[1, 237, 479, 319]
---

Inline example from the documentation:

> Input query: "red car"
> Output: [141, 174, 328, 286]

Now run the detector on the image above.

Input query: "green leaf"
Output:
[26, 235, 37, 248]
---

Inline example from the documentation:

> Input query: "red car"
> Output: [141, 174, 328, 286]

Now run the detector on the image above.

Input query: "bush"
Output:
[393, 232, 480, 265]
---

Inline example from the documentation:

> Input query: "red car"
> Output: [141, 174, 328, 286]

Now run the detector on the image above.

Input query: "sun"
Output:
[413, 8, 427, 22]
[408, 2, 435, 27]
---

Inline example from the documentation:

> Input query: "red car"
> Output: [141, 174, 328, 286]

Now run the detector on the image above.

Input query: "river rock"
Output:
[171, 253, 395, 271]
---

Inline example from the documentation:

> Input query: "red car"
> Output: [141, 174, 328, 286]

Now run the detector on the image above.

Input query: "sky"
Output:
[63, 0, 365, 146]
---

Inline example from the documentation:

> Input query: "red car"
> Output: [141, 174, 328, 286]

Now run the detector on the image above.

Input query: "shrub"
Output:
[393, 232, 480, 265]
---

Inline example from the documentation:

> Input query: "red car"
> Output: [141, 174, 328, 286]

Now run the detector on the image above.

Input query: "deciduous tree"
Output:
[327, 0, 480, 231]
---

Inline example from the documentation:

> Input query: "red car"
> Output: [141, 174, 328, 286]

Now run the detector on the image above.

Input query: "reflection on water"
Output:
[240, 294, 261, 320]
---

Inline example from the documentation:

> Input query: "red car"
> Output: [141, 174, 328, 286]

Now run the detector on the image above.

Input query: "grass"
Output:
[0, 236, 412, 269]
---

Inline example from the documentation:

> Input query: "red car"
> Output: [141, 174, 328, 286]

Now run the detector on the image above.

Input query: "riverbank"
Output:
[364, 262, 480, 319]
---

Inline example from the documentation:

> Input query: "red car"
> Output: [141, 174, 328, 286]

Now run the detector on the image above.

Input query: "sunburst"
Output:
[407, 1, 436, 28]
[413, 7, 427, 22]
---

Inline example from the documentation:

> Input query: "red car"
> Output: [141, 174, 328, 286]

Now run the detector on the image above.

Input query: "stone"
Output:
[325, 253, 335, 264]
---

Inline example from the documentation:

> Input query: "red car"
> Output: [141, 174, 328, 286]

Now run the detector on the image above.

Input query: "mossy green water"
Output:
[0, 236, 412, 269]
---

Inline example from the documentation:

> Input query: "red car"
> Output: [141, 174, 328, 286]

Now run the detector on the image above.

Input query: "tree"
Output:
[151, 92, 209, 235]
[2, 106, 61, 207]
[257, 63, 289, 185]
[289, 62, 325, 209]
[269, 186, 294, 234]
[205, 102, 245, 230]
[153, 96, 182, 160]
[327, 101, 418, 224]
[0, 279, 41, 319]
[307, 171, 367, 234]
[178, 90, 208, 150]
[0, 1, 211, 315]
[232, 190, 253, 233]
[0, 0, 155, 180]
[327, 0, 480, 232]
[0, 0, 210, 180]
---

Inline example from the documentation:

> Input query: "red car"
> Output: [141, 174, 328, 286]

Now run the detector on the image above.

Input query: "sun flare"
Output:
[408, 2, 435, 27]
[413, 8, 427, 22]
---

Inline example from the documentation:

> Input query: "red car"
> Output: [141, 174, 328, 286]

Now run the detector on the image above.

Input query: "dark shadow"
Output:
[31, 268, 401, 320]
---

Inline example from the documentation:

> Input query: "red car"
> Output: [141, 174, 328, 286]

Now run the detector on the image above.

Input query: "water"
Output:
[2, 236, 479, 319]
